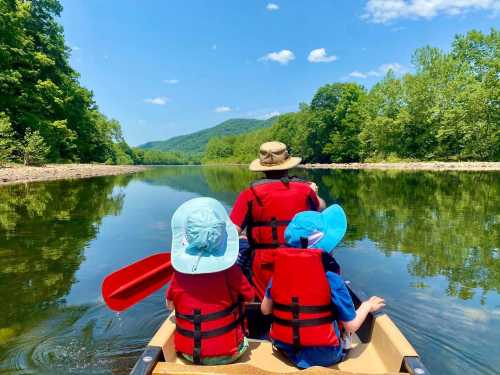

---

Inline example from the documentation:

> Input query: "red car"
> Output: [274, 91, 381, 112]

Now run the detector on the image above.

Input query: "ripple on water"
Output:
[0, 297, 169, 374]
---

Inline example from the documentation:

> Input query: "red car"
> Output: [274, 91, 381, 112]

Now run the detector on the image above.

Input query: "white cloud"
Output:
[307, 48, 338, 63]
[214, 106, 233, 113]
[266, 3, 280, 11]
[349, 71, 369, 78]
[349, 62, 407, 79]
[163, 79, 179, 84]
[70, 45, 80, 51]
[261, 111, 281, 119]
[364, 0, 500, 23]
[259, 49, 295, 65]
[144, 97, 169, 105]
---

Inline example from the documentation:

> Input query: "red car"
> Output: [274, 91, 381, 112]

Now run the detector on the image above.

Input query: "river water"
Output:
[0, 166, 498, 374]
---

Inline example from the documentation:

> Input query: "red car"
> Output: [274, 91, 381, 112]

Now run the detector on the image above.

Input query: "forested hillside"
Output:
[204, 29, 499, 164]
[140, 118, 278, 154]
[0, 0, 135, 165]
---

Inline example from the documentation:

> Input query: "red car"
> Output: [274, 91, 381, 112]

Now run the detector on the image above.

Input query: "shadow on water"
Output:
[0, 166, 498, 374]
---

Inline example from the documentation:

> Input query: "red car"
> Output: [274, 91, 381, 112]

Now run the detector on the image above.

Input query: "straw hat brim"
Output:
[249, 156, 302, 172]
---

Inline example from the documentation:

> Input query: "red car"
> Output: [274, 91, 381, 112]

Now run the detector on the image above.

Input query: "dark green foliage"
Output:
[204, 29, 499, 164]
[140, 118, 278, 154]
[0, 0, 129, 164]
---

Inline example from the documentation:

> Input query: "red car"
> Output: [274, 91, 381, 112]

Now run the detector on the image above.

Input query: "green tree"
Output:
[21, 129, 50, 166]
[0, 112, 18, 165]
[0, 0, 132, 164]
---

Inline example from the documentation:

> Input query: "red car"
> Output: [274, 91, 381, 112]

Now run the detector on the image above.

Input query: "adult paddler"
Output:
[230, 141, 326, 300]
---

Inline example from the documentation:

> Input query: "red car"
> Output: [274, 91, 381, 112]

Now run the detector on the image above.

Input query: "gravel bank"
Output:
[302, 162, 500, 171]
[0, 164, 150, 186]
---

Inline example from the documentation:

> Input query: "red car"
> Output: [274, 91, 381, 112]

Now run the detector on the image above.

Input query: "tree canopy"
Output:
[204, 29, 499, 164]
[0, 0, 125, 164]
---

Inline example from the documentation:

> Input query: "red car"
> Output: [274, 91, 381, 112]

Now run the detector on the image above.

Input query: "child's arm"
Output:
[342, 296, 385, 334]
[166, 299, 174, 310]
[261, 295, 273, 315]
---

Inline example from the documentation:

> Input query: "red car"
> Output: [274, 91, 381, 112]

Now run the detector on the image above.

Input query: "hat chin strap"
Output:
[191, 250, 205, 272]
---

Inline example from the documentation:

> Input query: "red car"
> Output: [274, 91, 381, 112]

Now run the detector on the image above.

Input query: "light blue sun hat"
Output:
[171, 197, 239, 274]
[284, 204, 347, 253]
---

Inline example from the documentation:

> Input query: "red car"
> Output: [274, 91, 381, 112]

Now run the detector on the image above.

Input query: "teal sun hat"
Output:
[171, 197, 239, 274]
[284, 204, 347, 253]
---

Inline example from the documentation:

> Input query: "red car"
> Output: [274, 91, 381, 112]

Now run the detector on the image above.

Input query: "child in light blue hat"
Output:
[166, 197, 254, 365]
[261, 204, 385, 369]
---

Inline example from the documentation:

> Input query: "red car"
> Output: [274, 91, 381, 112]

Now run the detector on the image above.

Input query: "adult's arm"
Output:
[230, 190, 250, 234]
[309, 182, 326, 211]
[261, 295, 273, 315]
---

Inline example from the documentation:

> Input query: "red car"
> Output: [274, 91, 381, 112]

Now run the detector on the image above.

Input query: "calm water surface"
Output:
[0, 166, 499, 374]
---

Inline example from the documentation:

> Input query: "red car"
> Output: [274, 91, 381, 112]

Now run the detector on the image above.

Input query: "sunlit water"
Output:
[0, 166, 498, 374]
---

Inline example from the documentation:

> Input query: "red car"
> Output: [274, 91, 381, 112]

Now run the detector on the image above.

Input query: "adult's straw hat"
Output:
[249, 141, 302, 172]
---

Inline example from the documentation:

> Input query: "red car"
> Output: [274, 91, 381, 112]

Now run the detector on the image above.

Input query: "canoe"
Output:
[130, 282, 430, 375]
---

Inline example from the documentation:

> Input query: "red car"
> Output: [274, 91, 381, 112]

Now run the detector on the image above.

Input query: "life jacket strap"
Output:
[272, 315, 336, 328]
[272, 296, 336, 351]
[273, 301, 333, 313]
[175, 301, 240, 322]
[176, 301, 244, 364]
[176, 315, 245, 339]
[250, 219, 291, 227]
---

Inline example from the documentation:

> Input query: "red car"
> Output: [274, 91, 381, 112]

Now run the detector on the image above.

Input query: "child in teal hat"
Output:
[166, 197, 254, 365]
[261, 204, 385, 369]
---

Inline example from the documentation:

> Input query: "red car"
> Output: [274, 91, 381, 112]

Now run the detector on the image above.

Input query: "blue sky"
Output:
[60, 0, 499, 146]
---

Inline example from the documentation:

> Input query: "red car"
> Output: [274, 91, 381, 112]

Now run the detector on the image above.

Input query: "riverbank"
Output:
[302, 162, 500, 171]
[0, 164, 149, 186]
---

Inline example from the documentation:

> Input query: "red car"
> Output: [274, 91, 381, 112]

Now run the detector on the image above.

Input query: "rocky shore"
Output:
[302, 162, 500, 171]
[0, 164, 149, 186]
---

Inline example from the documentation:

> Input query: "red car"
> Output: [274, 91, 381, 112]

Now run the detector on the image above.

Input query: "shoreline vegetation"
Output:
[1, 161, 499, 187]
[0, 164, 148, 186]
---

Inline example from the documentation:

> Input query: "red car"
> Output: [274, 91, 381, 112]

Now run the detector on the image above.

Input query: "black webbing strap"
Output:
[272, 315, 336, 328]
[176, 315, 245, 339]
[176, 301, 242, 364]
[271, 217, 278, 246]
[175, 301, 239, 322]
[193, 309, 201, 364]
[273, 301, 333, 313]
[291, 297, 300, 350]
[250, 219, 290, 227]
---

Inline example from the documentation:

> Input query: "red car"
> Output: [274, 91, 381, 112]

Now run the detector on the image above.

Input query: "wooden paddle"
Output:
[102, 253, 174, 312]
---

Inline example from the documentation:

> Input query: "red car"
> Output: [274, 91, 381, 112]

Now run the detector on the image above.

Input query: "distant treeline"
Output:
[204, 29, 499, 164]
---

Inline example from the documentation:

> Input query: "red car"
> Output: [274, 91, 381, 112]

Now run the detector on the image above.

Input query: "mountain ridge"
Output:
[138, 117, 278, 154]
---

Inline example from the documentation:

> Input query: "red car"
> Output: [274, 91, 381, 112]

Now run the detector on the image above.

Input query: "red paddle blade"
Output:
[102, 253, 173, 312]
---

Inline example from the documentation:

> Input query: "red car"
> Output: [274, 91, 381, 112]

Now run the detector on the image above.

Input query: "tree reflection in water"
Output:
[138, 166, 500, 302]
[0, 176, 130, 345]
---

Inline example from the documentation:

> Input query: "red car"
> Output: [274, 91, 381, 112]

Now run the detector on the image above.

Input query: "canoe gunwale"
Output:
[130, 345, 164, 375]
[402, 356, 431, 375]
[129, 282, 431, 375]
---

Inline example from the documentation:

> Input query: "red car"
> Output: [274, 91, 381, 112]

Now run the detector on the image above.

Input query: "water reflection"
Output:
[136, 167, 500, 301]
[315, 170, 500, 301]
[0, 176, 130, 347]
[0, 167, 498, 374]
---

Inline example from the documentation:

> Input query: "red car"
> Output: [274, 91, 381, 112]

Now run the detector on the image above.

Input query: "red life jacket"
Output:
[246, 178, 317, 299]
[270, 248, 339, 348]
[173, 271, 245, 363]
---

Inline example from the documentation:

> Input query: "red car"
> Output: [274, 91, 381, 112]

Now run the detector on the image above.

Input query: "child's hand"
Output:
[366, 296, 385, 312]
[309, 182, 319, 193]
